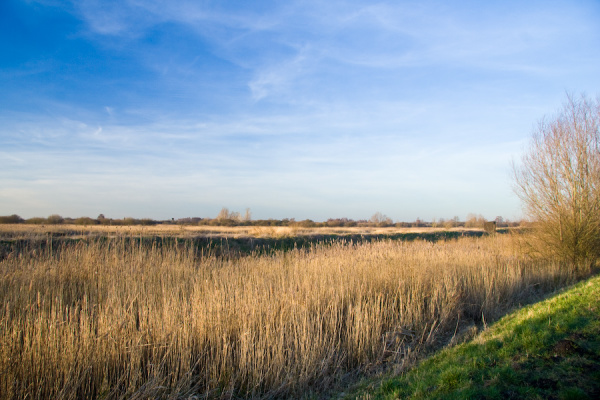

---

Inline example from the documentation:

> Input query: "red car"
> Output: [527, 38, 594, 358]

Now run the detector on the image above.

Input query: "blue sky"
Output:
[1, 0, 599, 222]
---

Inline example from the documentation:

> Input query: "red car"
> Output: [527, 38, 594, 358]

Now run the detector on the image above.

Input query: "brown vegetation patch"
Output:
[0, 234, 575, 399]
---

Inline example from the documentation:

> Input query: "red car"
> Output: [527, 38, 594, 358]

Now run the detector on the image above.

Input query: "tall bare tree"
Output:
[216, 207, 231, 220]
[513, 94, 600, 270]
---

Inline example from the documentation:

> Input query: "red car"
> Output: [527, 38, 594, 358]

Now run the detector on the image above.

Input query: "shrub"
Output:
[0, 214, 23, 224]
[298, 219, 316, 228]
[465, 213, 486, 228]
[370, 212, 393, 226]
[74, 217, 98, 226]
[46, 214, 64, 225]
[25, 217, 46, 224]
[513, 94, 600, 269]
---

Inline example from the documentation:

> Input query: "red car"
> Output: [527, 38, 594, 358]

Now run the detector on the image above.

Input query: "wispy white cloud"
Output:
[248, 47, 312, 101]
[61, 0, 599, 106]
[0, 97, 527, 220]
[3, 0, 599, 220]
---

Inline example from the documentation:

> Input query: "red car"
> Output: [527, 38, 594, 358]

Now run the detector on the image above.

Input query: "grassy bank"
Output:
[0, 234, 581, 399]
[352, 273, 600, 399]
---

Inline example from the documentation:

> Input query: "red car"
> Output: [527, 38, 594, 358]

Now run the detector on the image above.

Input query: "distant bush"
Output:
[440, 217, 461, 229]
[25, 217, 46, 224]
[254, 219, 285, 227]
[0, 214, 24, 224]
[465, 213, 486, 228]
[219, 218, 238, 227]
[370, 212, 393, 226]
[300, 219, 316, 228]
[216, 207, 243, 222]
[412, 218, 425, 228]
[74, 217, 98, 226]
[175, 217, 204, 225]
[97, 214, 111, 225]
[326, 219, 344, 227]
[46, 214, 64, 225]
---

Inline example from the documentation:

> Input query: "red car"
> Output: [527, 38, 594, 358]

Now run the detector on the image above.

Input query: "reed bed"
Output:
[0, 223, 479, 240]
[0, 235, 575, 399]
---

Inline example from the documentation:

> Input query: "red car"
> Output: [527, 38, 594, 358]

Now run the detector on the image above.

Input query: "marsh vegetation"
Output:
[0, 228, 584, 399]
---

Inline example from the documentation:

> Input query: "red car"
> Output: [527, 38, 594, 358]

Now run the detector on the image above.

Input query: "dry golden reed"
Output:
[0, 223, 477, 240]
[0, 235, 574, 399]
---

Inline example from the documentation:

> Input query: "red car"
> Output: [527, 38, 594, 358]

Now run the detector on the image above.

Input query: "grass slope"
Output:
[353, 274, 600, 400]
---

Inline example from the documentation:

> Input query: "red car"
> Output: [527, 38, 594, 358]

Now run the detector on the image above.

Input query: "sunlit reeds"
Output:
[0, 223, 482, 240]
[0, 235, 574, 399]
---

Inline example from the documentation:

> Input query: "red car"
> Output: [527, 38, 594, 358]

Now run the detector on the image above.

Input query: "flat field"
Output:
[0, 225, 580, 399]
[0, 223, 483, 240]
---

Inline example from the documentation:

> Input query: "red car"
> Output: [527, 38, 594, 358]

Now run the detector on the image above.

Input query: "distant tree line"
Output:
[0, 214, 157, 226]
[0, 210, 519, 228]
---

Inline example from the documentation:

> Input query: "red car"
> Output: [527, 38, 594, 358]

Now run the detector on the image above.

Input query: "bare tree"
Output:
[465, 213, 485, 228]
[370, 212, 393, 226]
[513, 94, 600, 270]
[216, 207, 231, 220]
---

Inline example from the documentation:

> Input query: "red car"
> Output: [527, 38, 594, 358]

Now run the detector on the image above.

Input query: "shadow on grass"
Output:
[359, 275, 600, 400]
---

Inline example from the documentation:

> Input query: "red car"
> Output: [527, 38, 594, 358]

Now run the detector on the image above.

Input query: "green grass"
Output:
[347, 273, 600, 400]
